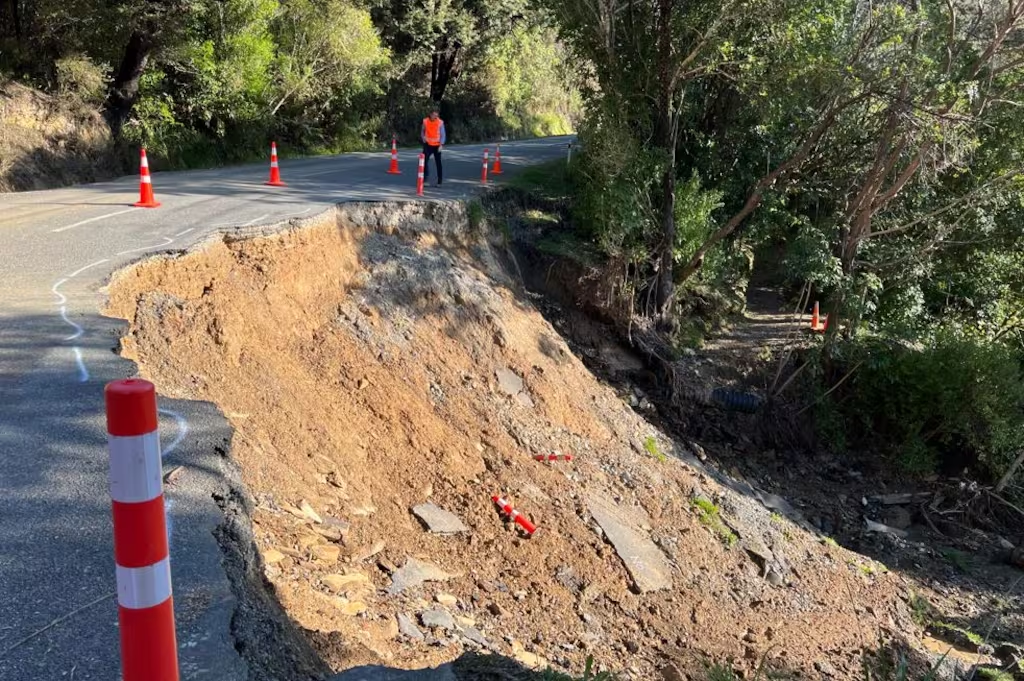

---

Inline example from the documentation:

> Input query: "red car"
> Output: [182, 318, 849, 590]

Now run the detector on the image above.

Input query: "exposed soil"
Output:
[0, 81, 128, 192]
[104, 202, 1013, 681]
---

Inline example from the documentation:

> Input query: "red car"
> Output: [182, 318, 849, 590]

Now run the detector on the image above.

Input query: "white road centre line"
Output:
[174, 228, 195, 237]
[115, 236, 174, 256]
[65, 259, 109, 278]
[51, 279, 68, 305]
[59, 306, 83, 341]
[51, 208, 139, 234]
[71, 347, 89, 382]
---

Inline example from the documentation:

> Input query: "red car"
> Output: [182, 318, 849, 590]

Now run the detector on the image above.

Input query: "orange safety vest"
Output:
[423, 118, 444, 146]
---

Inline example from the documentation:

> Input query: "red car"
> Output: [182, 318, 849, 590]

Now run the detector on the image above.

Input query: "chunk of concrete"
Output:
[588, 494, 672, 593]
[411, 503, 469, 534]
[387, 557, 452, 595]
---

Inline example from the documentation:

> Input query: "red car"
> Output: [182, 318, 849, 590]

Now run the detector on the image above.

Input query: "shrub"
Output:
[823, 331, 1024, 478]
[55, 56, 108, 106]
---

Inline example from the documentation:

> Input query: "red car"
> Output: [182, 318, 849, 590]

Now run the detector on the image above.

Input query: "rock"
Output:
[515, 392, 535, 408]
[766, 570, 784, 587]
[461, 627, 488, 646]
[299, 499, 323, 524]
[299, 534, 324, 549]
[865, 518, 909, 538]
[661, 664, 686, 681]
[397, 613, 424, 640]
[743, 630, 757, 643]
[814, 661, 838, 677]
[487, 602, 505, 617]
[435, 593, 458, 607]
[882, 506, 913, 530]
[388, 557, 452, 595]
[624, 640, 640, 654]
[411, 503, 469, 534]
[338, 601, 368, 616]
[314, 525, 346, 543]
[587, 495, 673, 593]
[496, 368, 524, 396]
[313, 544, 342, 563]
[420, 609, 456, 631]
[263, 548, 286, 564]
[997, 537, 1015, 551]
[455, 616, 476, 628]
[353, 540, 386, 563]
[323, 573, 370, 594]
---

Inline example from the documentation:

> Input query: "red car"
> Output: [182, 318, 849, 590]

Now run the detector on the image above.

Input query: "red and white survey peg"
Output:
[491, 495, 537, 535]
[534, 453, 573, 462]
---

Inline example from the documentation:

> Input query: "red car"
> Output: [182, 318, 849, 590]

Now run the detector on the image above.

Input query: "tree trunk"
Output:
[653, 0, 676, 316]
[105, 28, 157, 137]
[430, 41, 460, 103]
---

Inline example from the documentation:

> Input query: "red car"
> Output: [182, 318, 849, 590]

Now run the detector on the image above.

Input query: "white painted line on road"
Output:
[158, 408, 189, 458]
[297, 168, 347, 178]
[51, 279, 68, 305]
[242, 213, 269, 227]
[65, 258, 109, 278]
[174, 228, 195, 237]
[72, 347, 89, 382]
[116, 236, 174, 256]
[60, 306, 83, 341]
[51, 208, 139, 233]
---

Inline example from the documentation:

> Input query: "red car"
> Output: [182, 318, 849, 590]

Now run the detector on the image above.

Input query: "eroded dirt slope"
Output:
[106, 203, 915, 680]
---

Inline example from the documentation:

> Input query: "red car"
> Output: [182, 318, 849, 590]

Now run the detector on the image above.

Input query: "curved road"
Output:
[0, 138, 571, 680]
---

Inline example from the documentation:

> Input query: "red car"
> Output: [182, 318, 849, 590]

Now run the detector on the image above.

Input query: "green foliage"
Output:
[55, 56, 109, 105]
[822, 332, 1024, 478]
[692, 497, 738, 547]
[643, 436, 667, 462]
[483, 25, 581, 137]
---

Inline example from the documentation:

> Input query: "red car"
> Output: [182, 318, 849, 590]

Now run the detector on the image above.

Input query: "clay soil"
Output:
[107, 203, 930, 680]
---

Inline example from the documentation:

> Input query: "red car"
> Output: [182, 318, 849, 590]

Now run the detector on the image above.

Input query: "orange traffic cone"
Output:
[387, 137, 401, 175]
[492, 145, 503, 174]
[265, 142, 286, 187]
[811, 301, 820, 330]
[134, 148, 161, 208]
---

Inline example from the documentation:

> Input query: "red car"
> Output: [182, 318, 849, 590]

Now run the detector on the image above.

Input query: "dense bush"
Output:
[823, 332, 1024, 478]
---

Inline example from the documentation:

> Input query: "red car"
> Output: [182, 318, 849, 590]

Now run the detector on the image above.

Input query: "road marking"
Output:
[242, 213, 269, 227]
[158, 408, 189, 457]
[60, 306, 83, 341]
[65, 258, 109, 278]
[116, 236, 174, 256]
[51, 208, 139, 233]
[174, 228, 195, 237]
[51, 279, 68, 305]
[72, 347, 89, 382]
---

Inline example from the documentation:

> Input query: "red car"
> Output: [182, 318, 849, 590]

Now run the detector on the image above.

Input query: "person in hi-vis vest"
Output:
[421, 108, 446, 186]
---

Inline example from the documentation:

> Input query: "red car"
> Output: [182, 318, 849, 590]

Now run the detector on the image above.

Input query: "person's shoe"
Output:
[436, 181, 442, 186]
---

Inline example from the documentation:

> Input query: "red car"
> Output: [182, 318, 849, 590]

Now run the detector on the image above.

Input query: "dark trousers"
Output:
[422, 144, 442, 183]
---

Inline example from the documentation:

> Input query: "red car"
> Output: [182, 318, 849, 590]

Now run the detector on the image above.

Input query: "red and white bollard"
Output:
[106, 379, 179, 681]
[492, 495, 536, 535]
[481, 149, 489, 184]
[416, 153, 425, 196]
[534, 453, 573, 462]
[387, 137, 401, 175]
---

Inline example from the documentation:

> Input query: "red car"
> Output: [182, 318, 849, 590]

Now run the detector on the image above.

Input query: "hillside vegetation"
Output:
[538, 0, 1024, 490]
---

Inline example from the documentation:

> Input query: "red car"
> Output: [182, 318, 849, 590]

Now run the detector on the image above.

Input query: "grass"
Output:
[822, 536, 839, 548]
[508, 160, 572, 200]
[644, 435, 667, 463]
[467, 200, 486, 233]
[692, 497, 739, 547]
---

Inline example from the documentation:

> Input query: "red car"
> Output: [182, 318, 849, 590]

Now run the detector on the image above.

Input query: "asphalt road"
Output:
[0, 137, 572, 680]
